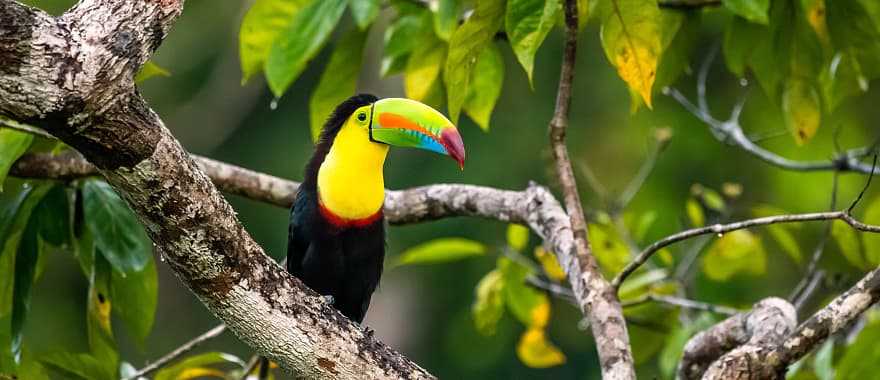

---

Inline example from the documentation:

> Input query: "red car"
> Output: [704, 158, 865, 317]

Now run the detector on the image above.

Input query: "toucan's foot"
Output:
[322, 295, 335, 305]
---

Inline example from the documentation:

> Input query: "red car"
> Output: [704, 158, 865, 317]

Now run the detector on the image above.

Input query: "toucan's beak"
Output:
[369, 98, 466, 169]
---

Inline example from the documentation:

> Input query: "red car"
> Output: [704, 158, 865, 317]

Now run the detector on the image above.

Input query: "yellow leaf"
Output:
[782, 79, 822, 145]
[534, 247, 566, 281]
[803, 0, 831, 48]
[516, 327, 566, 368]
[507, 224, 530, 252]
[405, 38, 447, 102]
[530, 299, 551, 329]
[599, 0, 664, 108]
[686, 199, 704, 227]
[472, 269, 505, 335]
[177, 367, 226, 379]
[703, 230, 766, 281]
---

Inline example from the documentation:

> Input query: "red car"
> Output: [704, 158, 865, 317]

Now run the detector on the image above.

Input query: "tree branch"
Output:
[126, 324, 228, 380]
[0, 1, 430, 378]
[546, 1, 635, 378]
[613, 210, 880, 288]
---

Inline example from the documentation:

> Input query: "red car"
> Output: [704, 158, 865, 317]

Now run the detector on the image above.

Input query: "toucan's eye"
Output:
[357, 112, 367, 122]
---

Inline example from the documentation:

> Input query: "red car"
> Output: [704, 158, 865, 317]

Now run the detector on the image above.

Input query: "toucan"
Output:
[287, 94, 466, 323]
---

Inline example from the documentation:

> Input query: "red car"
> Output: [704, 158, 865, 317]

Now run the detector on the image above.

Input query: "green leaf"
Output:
[42, 353, 111, 380]
[686, 198, 705, 227]
[154, 352, 245, 380]
[633, 211, 658, 242]
[499, 257, 549, 327]
[394, 238, 487, 267]
[0, 129, 34, 189]
[444, 0, 505, 124]
[832, 220, 866, 269]
[405, 35, 447, 102]
[110, 256, 157, 346]
[134, 61, 170, 83]
[382, 14, 427, 77]
[862, 196, 880, 266]
[813, 340, 834, 380]
[589, 223, 630, 275]
[598, 0, 666, 108]
[433, 0, 461, 41]
[723, 0, 770, 24]
[782, 78, 821, 145]
[309, 28, 368, 141]
[32, 185, 69, 246]
[472, 269, 505, 335]
[723, 16, 765, 77]
[765, 224, 803, 264]
[348, 0, 380, 30]
[464, 42, 504, 131]
[505, 0, 560, 85]
[703, 230, 766, 281]
[239, 0, 310, 83]
[86, 254, 118, 377]
[10, 221, 38, 363]
[618, 268, 667, 300]
[826, 0, 880, 80]
[506, 224, 530, 252]
[837, 318, 880, 380]
[264, 0, 348, 97]
[81, 180, 151, 273]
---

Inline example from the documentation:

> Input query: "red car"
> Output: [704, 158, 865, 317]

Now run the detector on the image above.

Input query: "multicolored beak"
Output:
[369, 98, 466, 169]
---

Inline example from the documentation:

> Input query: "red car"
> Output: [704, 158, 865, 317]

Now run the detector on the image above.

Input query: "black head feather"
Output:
[302, 94, 378, 190]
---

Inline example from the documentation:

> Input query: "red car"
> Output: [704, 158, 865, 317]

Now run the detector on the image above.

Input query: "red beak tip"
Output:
[441, 129, 466, 172]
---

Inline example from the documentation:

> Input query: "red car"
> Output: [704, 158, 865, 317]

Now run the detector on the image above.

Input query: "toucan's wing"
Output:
[287, 188, 315, 276]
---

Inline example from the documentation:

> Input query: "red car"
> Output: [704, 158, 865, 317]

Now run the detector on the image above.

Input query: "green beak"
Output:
[369, 98, 466, 169]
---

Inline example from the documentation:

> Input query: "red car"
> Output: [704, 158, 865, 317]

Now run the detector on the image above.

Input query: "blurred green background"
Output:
[17, 0, 880, 379]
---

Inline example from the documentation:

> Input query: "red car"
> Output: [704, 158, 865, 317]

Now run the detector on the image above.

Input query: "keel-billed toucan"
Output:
[287, 94, 466, 322]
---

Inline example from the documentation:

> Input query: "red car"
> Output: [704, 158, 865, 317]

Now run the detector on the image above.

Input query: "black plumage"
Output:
[287, 94, 384, 323]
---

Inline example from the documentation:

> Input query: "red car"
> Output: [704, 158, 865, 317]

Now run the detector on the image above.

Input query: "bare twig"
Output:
[546, 1, 635, 378]
[613, 211, 880, 288]
[617, 129, 671, 211]
[125, 324, 227, 380]
[238, 355, 261, 380]
[663, 51, 879, 175]
[622, 294, 740, 316]
[792, 271, 826, 313]
[789, 172, 840, 303]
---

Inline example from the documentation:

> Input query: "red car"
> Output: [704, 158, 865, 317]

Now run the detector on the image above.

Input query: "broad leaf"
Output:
[394, 238, 486, 267]
[826, 0, 880, 80]
[348, 0, 380, 30]
[264, 0, 348, 97]
[723, 16, 765, 77]
[506, 224, 530, 252]
[832, 220, 866, 269]
[0, 129, 34, 189]
[782, 78, 821, 145]
[433, 0, 461, 41]
[464, 42, 504, 131]
[134, 61, 170, 83]
[405, 35, 447, 102]
[686, 198, 705, 227]
[382, 14, 428, 77]
[239, 0, 310, 83]
[10, 221, 38, 363]
[659, 313, 715, 379]
[598, 0, 666, 108]
[837, 318, 880, 380]
[309, 28, 368, 141]
[81, 180, 151, 273]
[110, 257, 158, 346]
[154, 352, 245, 380]
[444, 0, 505, 124]
[814, 340, 834, 380]
[723, 0, 770, 25]
[499, 257, 549, 327]
[32, 185, 70, 246]
[42, 353, 111, 380]
[703, 230, 766, 281]
[505, 0, 561, 85]
[86, 254, 118, 377]
[862, 196, 880, 266]
[472, 269, 504, 335]
[516, 327, 565, 368]
[589, 223, 630, 275]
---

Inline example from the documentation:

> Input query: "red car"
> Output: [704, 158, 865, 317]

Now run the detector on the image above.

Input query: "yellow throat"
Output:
[317, 116, 389, 220]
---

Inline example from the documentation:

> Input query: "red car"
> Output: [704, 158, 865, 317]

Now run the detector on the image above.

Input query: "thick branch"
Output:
[547, 1, 635, 378]
[0, 1, 429, 378]
[679, 298, 796, 380]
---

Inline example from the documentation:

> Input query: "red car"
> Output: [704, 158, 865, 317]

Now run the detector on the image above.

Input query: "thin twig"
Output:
[789, 172, 840, 303]
[622, 294, 740, 316]
[617, 130, 671, 210]
[237, 355, 260, 380]
[612, 211, 880, 288]
[0, 118, 55, 139]
[793, 271, 825, 313]
[125, 324, 227, 380]
[526, 276, 577, 304]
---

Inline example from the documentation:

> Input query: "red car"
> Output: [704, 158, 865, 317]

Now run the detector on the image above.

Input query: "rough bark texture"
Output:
[0, 1, 431, 378]
[679, 298, 796, 380]
[546, 1, 635, 378]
